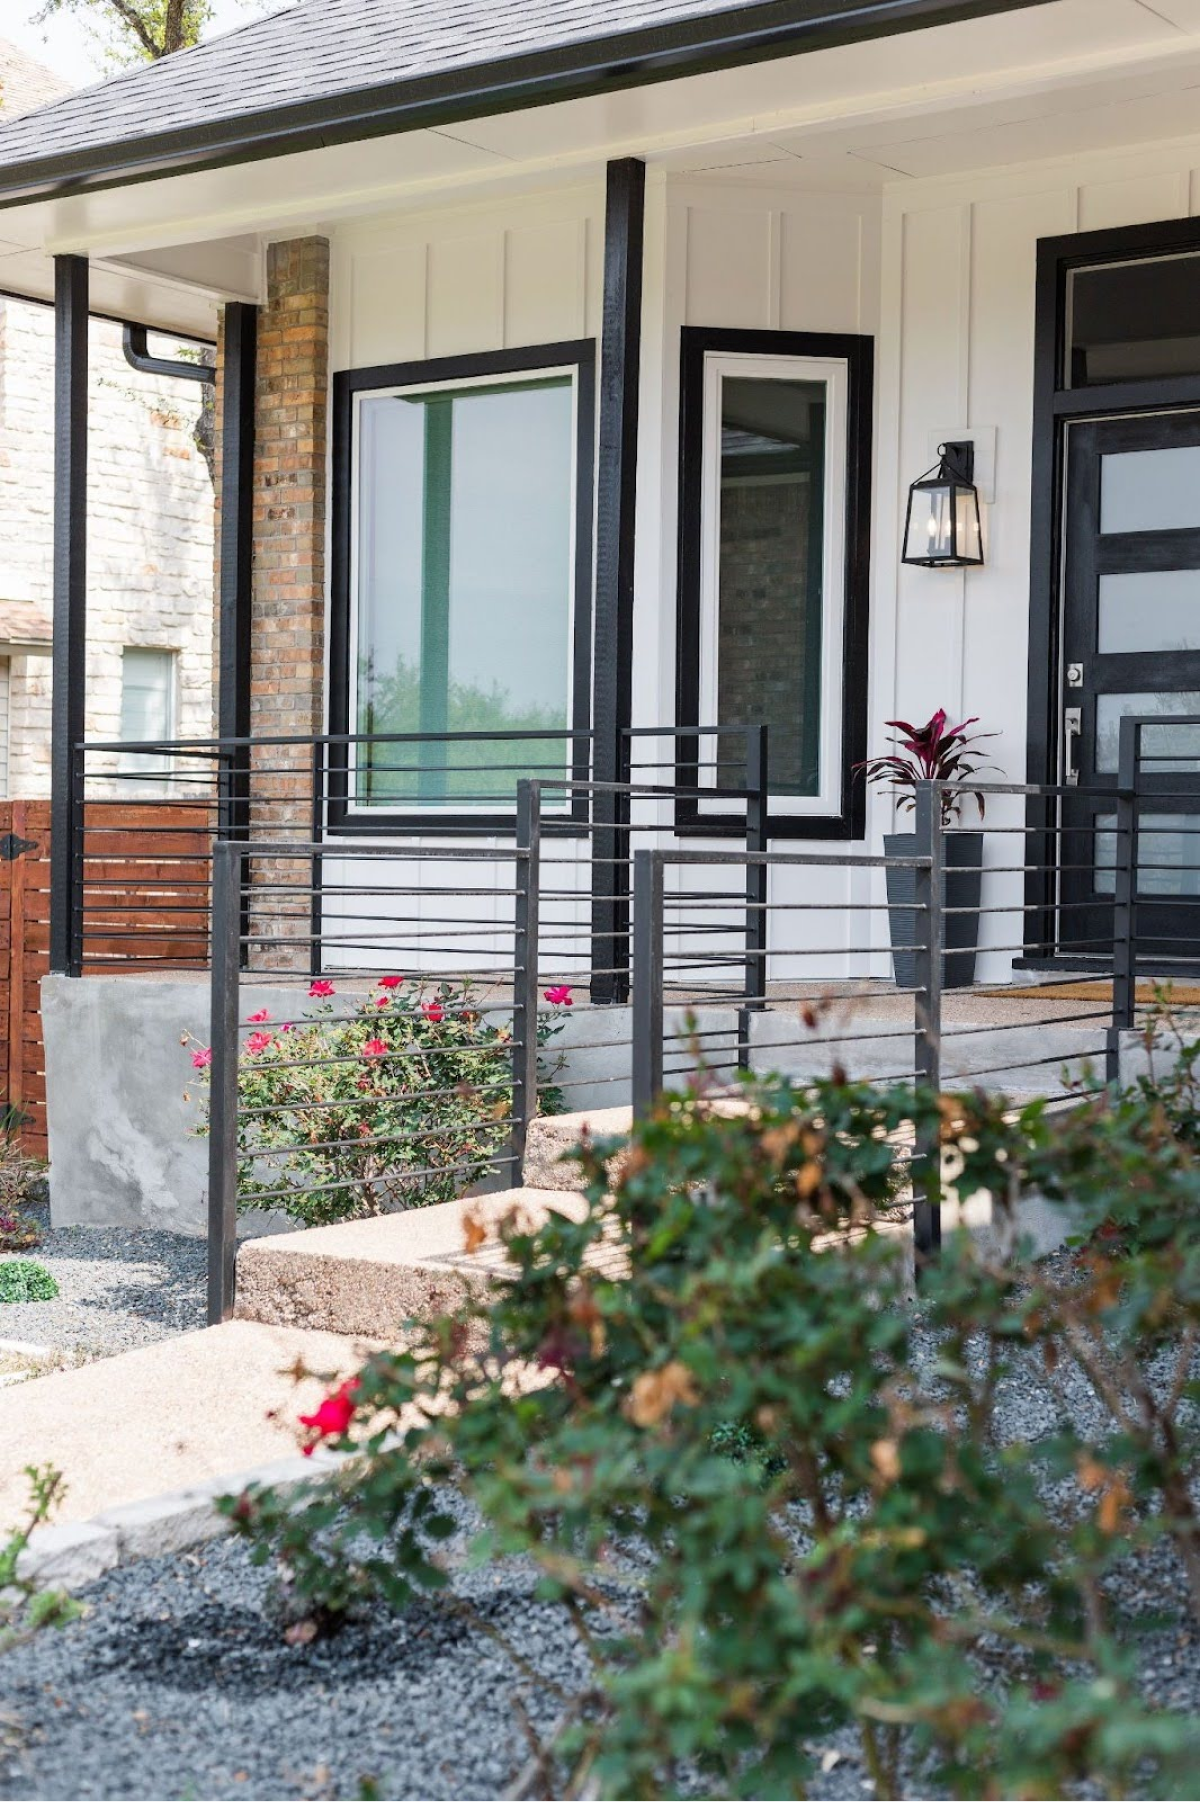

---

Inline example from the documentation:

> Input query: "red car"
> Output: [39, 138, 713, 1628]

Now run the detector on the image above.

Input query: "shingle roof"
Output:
[0, 0, 1047, 207]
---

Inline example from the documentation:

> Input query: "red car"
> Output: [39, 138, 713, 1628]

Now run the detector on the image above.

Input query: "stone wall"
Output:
[0, 300, 216, 796]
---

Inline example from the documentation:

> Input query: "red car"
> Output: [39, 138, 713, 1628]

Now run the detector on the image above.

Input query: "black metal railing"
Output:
[69, 723, 768, 997]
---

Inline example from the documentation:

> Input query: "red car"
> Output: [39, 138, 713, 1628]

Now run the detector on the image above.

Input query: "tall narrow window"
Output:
[678, 329, 872, 838]
[339, 345, 595, 816]
[118, 647, 177, 791]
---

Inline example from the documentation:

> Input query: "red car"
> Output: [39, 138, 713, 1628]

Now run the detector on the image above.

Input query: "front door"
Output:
[1061, 410, 1200, 957]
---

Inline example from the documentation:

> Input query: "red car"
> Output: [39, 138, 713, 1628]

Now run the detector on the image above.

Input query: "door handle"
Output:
[1064, 707, 1082, 787]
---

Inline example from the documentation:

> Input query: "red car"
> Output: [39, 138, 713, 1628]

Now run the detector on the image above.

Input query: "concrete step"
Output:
[523, 1105, 633, 1192]
[234, 1188, 589, 1336]
[0, 1319, 370, 1536]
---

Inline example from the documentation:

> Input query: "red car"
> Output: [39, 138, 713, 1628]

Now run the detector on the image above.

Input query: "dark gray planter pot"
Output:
[884, 830, 984, 992]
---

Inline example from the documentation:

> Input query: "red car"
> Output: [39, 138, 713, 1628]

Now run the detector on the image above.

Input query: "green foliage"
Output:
[0, 1466, 81, 1655]
[34, 0, 215, 62]
[225, 1068, 1200, 1798]
[0, 1259, 58, 1304]
[190, 977, 569, 1228]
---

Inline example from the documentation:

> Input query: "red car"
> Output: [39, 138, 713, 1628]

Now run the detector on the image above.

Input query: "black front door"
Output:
[1061, 409, 1200, 958]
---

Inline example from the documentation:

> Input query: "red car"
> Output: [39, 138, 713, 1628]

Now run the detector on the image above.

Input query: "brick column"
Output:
[250, 237, 330, 965]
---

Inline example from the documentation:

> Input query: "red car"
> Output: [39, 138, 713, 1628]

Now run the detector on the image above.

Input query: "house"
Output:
[0, 0, 1197, 1232]
[0, 38, 215, 801]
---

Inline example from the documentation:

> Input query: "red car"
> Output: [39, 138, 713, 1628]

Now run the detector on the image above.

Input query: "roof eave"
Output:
[0, 0, 1056, 211]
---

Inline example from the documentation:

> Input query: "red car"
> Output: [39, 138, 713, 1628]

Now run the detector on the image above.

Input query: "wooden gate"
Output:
[0, 801, 50, 1158]
[1, 799, 215, 1162]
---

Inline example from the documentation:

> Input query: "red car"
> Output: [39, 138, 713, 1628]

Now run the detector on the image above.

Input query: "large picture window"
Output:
[677, 328, 873, 839]
[331, 342, 595, 822]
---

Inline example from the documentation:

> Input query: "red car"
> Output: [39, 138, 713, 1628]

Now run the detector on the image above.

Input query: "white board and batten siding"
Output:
[322, 191, 606, 977]
[877, 142, 1200, 981]
[638, 180, 884, 984]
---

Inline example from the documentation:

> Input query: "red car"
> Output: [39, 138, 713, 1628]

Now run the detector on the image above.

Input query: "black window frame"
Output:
[674, 325, 873, 841]
[328, 338, 597, 835]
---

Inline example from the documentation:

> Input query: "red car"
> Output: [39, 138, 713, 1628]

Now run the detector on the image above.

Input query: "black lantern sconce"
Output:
[902, 440, 984, 569]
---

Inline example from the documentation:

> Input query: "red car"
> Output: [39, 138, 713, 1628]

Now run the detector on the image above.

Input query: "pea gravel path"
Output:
[0, 1202, 205, 1364]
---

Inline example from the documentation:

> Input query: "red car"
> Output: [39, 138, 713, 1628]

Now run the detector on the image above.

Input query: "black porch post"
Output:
[590, 157, 645, 1004]
[217, 302, 257, 746]
[50, 254, 89, 977]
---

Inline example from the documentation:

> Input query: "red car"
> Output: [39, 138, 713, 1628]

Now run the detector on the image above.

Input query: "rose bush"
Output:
[224, 1061, 1200, 1797]
[188, 976, 570, 1227]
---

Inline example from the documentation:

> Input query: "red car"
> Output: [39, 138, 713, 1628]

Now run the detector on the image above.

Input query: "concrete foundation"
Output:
[42, 971, 1136, 1234]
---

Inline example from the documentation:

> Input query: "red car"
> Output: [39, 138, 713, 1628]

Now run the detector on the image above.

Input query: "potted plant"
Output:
[856, 710, 997, 990]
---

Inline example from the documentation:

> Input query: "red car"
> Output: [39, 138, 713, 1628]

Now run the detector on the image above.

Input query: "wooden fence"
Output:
[1, 800, 213, 1161]
[0, 802, 50, 1157]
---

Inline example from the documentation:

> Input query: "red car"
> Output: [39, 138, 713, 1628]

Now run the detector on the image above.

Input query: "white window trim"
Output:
[346, 364, 582, 817]
[696, 349, 849, 820]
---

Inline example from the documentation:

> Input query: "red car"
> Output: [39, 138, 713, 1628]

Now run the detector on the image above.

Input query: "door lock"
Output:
[1064, 707, 1083, 787]
[1066, 663, 1084, 688]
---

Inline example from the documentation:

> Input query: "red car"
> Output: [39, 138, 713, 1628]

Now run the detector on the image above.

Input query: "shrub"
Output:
[0, 1259, 58, 1304]
[224, 1073, 1200, 1798]
[0, 1466, 81, 1653]
[188, 976, 570, 1228]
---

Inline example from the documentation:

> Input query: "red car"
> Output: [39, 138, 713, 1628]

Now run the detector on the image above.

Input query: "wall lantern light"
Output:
[902, 440, 984, 569]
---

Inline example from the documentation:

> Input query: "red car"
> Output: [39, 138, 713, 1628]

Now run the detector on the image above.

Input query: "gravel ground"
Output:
[0, 1530, 589, 1802]
[0, 1201, 206, 1363]
[0, 1251, 1196, 1800]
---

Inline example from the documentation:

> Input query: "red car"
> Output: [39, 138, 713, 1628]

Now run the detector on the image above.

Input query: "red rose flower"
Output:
[543, 985, 573, 1006]
[362, 1038, 387, 1058]
[190, 1047, 212, 1070]
[421, 1000, 445, 1024]
[245, 1031, 273, 1055]
[378, 975, 404, 990]
[298, 1377, 361, 1454]
[308, 979, 336, 999]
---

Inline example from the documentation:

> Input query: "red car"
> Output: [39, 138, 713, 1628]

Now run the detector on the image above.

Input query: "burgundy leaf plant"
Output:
[855, 708, 999, 824]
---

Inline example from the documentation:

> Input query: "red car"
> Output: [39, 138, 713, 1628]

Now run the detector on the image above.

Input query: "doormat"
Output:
[976, 980, 1200, 1005]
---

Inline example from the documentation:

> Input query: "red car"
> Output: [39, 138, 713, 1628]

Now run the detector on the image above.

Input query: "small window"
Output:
[677, 329, 872, 838]
[118, 647, 177, 790]
[337, 344, 595, 817]
[1066, 251, 1200, 387]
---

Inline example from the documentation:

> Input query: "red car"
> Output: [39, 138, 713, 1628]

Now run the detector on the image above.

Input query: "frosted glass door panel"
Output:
[1095, 696, 1200, 773]
[1100, 446, 1200, 534]
[1097, 570, 1200, 653]
[1095, 813, 1200, 897]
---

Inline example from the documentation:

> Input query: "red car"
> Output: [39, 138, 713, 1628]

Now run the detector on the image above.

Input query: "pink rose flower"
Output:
[543, 985, 573, 1007]
[191, 1047, 213, 1069]
[362, 1038, 387, 1058]
[247, 1008, 271, 1023]
[308, 979, 335, 998]
[245, 1031, 273, 1055]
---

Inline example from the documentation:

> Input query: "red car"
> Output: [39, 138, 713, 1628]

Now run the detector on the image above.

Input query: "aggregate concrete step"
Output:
[523, 1106, 633, 1192]
[234, 1188, 588, 1336]
[0, 1320, 370, 1536]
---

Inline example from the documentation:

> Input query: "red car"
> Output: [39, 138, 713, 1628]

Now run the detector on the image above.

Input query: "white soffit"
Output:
[2, 0, 1200, 298]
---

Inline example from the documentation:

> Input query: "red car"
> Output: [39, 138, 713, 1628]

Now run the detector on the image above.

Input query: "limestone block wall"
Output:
[0, 299, 216, 796]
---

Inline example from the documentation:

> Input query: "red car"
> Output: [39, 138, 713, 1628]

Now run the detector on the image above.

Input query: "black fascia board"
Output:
[0, 0, 1055, 210]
